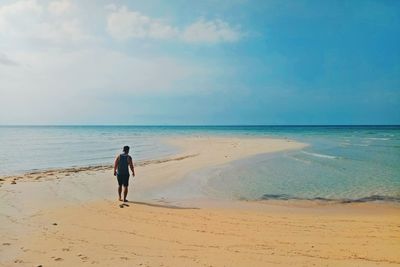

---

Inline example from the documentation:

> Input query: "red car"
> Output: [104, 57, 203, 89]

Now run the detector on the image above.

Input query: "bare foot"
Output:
[123, 199, 128, 202]
[119, 198, 123, 202]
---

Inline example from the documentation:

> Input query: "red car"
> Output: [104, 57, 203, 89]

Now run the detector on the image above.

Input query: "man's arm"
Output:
[129, 156, 135, 177]
[113, 155, 119, 176]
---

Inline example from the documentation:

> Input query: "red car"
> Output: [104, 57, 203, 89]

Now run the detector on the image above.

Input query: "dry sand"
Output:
[0, 136, 399, 266]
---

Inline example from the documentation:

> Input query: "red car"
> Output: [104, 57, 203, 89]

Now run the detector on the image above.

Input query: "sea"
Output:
[0, 125, 399, 203]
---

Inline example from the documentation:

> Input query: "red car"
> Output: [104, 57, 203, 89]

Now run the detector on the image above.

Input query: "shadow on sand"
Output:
[125, 200, 199, 210]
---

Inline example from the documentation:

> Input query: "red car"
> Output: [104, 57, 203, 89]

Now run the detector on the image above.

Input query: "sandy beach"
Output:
[1, 136, 399, 266]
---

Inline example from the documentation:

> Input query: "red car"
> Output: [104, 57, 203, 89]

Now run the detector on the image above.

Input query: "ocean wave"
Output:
[260, 194, 400, 203]
[353, 144, 369, 147]
[365, 137, 390, 141]
[301, 151, 338, 159]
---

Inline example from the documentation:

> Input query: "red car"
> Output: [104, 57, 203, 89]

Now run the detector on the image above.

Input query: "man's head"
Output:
[123, 146, 130, 153]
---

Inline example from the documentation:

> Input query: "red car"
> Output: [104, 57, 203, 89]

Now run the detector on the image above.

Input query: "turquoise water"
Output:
[0, 126, 178, 175]
[1, 126, 399, 202]
[200, 126, 400, 202]
[202, 145, 400, 202]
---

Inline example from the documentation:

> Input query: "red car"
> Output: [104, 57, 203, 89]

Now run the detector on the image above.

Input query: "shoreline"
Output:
[0, 154, 199, 186]
[1, 135, 399, 205]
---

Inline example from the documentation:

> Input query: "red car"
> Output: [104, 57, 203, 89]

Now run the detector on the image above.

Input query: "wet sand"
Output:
[0, 136, 399, 266]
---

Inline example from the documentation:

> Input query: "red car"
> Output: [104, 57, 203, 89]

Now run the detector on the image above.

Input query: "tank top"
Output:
[117, 154, 130, 176]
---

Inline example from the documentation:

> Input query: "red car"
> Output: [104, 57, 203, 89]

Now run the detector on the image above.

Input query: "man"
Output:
[114, 146, 135, 202]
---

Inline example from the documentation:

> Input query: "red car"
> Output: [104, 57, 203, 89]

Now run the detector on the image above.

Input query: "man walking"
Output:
[114, 146, 135, 202]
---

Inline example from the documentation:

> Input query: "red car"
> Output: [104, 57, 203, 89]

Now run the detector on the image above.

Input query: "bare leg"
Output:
[123, 186, 128, 202]
[118, 185, 122, 201]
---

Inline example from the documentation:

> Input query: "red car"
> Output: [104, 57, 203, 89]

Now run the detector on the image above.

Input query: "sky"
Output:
[0, 0, 399, 125]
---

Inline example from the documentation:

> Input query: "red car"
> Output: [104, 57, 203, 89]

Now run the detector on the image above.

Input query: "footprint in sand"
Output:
[54, 257, 63, 261]
[77, 254, 89, 261]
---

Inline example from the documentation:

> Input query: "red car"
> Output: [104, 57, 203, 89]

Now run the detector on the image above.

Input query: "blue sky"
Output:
[0, 0, 399, 125]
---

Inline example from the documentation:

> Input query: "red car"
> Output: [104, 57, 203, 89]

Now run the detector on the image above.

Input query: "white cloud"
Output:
[105, 6, 243, 44]
[106, 6, 178, 40]
[182, 18, 242, 43]
[0, 0, 89, 44]
[48, 0, 72, 15]
[0, 2, 243, 45]
[0, 0, 43, 33]
[0, 0, 42, 16]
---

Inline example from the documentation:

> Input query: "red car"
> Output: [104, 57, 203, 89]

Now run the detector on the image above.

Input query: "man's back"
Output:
[117, 154, 130, 176]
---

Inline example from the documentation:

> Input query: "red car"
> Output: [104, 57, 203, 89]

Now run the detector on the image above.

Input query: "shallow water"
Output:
[0, 126, 178, 175]
[200, 126, 400, 202]
[1, 125, 399, 202]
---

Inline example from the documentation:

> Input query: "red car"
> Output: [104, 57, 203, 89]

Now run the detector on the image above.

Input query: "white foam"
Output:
[353, 144, 369, 147]
[301, 151, 338, 159]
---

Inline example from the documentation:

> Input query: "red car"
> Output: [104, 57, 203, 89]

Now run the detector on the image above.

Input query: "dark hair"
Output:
[123, 146, 130, 152]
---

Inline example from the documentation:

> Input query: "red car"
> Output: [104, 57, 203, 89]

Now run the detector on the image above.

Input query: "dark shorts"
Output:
[117, 175, 129, 187]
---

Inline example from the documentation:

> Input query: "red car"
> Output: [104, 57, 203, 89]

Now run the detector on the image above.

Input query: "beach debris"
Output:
[11, 180, 16, 184]
[37, 265, 43, 267]
[52, 223, 58, 226]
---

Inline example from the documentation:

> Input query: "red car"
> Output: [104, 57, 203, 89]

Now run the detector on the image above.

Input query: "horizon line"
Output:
[1, 124, 399, 127]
